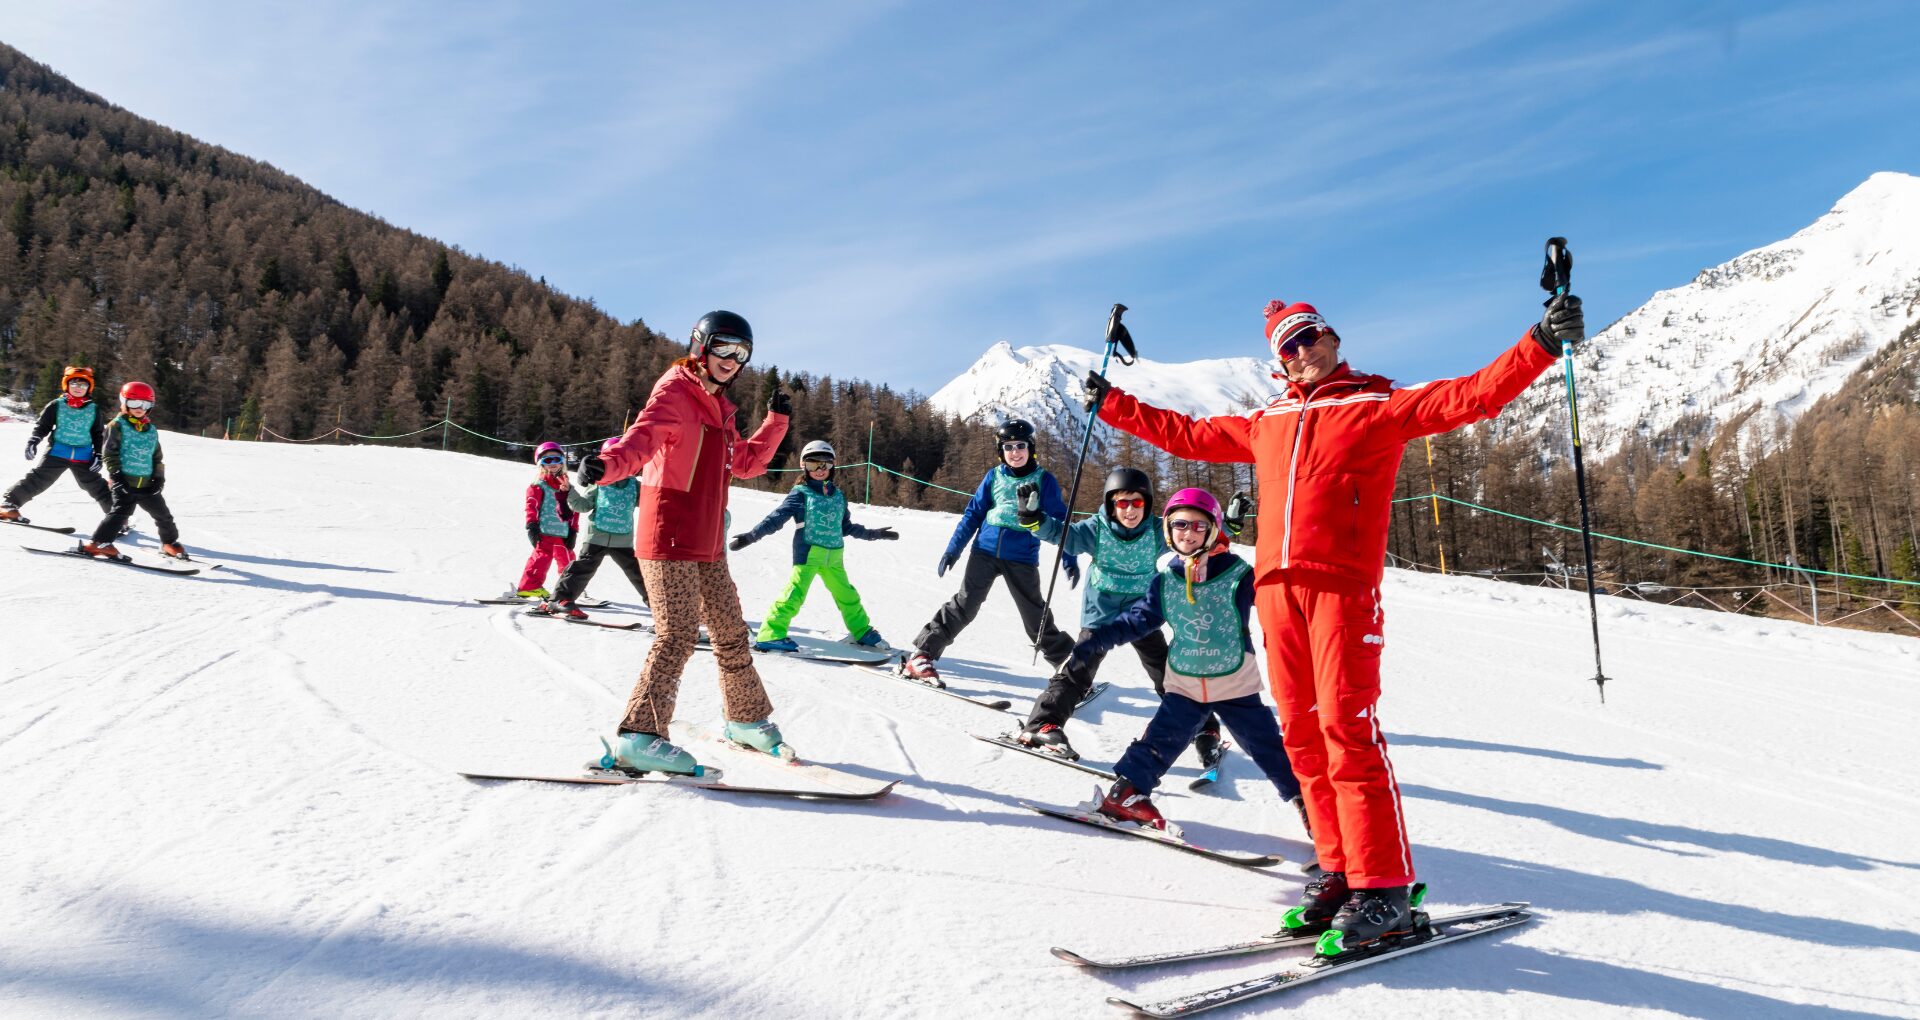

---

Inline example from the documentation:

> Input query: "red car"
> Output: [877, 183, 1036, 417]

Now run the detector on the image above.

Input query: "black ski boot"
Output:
[1192, 716, 1224, 769]
[1319, 883, 1428, 956]
[1015, 722, 1080, 761]
[1279, 870, 1348, 933]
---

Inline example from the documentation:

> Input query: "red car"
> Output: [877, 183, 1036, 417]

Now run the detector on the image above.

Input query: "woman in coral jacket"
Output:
[1083, 292, 1585, 950]
[575, 310, 791, 777]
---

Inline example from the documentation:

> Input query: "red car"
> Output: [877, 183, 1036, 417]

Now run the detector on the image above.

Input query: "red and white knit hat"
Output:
[1262, 299, 1333, 360]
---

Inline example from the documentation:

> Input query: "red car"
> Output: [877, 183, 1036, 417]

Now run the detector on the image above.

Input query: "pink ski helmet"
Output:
[1162, 487, 1223, 547]
[534, 441, 565, 464]
[600, 436, 620, 453]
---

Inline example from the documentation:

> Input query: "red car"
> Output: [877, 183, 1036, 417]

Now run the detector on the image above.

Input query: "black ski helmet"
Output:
[1102, 466, 1154, 521]
[690, 310, 753, 364]
[995, 419, 1036, 462]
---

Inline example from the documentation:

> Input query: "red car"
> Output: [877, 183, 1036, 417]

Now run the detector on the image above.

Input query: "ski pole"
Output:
[1543, 236, 1609, 703]
[1033, 303, 1138, 664]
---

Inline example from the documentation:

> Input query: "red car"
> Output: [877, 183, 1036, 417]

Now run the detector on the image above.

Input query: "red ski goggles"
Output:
[1110, 497, 1148, 511]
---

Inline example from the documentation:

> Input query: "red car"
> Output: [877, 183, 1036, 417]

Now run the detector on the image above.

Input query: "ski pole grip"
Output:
[1107, 303, 1138, 363]
[1543, 237, 1572, 295]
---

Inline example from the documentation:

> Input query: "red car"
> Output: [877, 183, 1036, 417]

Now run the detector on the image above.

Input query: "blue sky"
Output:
[4, 1, 1918, 393]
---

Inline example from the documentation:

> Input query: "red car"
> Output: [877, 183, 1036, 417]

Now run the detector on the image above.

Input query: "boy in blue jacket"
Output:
[730, 440, 898, 650]
[900, 418, 1077, 685]
[1, 366, 114, 524]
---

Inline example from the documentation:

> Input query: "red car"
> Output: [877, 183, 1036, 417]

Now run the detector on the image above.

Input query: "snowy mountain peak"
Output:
[1509, 171, 1920, 455]
[929, 342, 1279, 447]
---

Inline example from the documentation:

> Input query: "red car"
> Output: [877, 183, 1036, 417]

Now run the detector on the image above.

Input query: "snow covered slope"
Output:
[1508, 171, 1920, 455]
[2, 423, 1917, 1018]
[930, 341, 1277, 447]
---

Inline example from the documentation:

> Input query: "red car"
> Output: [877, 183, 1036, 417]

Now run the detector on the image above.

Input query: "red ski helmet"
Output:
[1162, 487, 1224, 548]
[120, 380, 156, 405]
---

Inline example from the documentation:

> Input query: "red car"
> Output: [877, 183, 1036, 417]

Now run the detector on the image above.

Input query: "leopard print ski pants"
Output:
[619, 557, 773, 736]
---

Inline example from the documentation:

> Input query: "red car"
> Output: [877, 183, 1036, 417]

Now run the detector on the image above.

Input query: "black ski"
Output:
[851, 664, 1015, 712]
[1021, 800, 1282, 868]
[1075, 680, 1112, 709]
[522, 609, 646, 631]
[1105, 905, 1534, 1017]
[459, 768, 891, 801]
[474, 595, 538, 606]
[2, 517, 76, 534]
[973, 732, 1117, 779]
[1053, 902, 1528, 970]
[22, 545, 200, 575]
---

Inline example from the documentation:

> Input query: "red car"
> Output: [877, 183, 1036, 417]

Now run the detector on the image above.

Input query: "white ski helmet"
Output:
[801, 440, 835, 463]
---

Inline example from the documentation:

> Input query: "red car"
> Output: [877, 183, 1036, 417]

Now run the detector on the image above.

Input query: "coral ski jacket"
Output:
[1099, 331, 1556, 593]
[599, 362, 789, 562]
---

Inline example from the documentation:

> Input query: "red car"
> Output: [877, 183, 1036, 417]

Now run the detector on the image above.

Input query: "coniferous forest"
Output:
[1, 43, 1914, 628]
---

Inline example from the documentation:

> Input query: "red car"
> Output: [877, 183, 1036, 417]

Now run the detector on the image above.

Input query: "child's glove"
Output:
[525, 522, 540, 548]
[870, 527, 898, 541]
[87, 455, 103, 474]
[24, 439, 38, 460]
[936, 550, 957, 577]
[1015, 482, 1043, 527]
[1063, 557, 1081, 589]
[1224, 490, 1256, 536]
[728, 533, 752, 551]
[576, 453, 606, 486]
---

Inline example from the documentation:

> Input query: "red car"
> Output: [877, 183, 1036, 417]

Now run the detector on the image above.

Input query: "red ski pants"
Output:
[518, 536, 576, 592]
[1256, 579, 1413, 888]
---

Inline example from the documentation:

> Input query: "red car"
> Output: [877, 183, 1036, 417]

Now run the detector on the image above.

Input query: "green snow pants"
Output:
[757, 545, 872, 642]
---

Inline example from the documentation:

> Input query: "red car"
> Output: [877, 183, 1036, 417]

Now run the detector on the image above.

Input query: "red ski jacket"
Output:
[599, 361, 788, 562]
[1100, 331, 1557, 592]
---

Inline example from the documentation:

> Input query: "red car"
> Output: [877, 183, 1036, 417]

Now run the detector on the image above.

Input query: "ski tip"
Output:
[1104, 997, 1155, 1017]
[985, 700, 1013, 710]
[1049, 946, 1094, 966]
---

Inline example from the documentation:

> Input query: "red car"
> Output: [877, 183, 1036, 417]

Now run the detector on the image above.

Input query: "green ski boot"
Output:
[723, 719, 796, 760]
[597, 733, 705, 776]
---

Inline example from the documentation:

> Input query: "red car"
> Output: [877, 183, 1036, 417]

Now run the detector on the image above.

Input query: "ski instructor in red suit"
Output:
[1082, 290, 1584, 948]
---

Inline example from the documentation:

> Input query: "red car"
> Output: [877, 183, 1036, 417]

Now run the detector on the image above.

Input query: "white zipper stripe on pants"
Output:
[1367, 690, 1413, 880]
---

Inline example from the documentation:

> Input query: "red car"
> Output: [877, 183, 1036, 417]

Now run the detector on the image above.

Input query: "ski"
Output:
[1052, 902, 1528, 970]
[851, 664, 1015, 712]
[1075, 680, 1112, 709]
[973, 731, 1117, 779]
[458, 768, 889, 801]
[474, 595, 538, 606]
[1, 517, 76, 534]
[755, 643, 893, 666]
[1021, 800, 1282, 868]
[21, 545, 200, 575]
[681, 721, 900, 799]
[522, 610, 646, 631]
[1188, 741, 1231, 792]
[1105, 905, 1534, 1017]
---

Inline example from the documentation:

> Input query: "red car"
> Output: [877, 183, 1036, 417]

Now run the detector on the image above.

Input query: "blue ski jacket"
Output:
[945, 463, 1065, 566]
[737, 477, 886, 565]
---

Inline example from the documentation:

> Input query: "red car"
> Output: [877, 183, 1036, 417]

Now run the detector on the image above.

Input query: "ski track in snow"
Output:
[1, 421, 1917, 1018]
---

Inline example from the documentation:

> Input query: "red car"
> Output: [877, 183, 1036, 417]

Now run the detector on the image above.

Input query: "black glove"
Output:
[525, 522, 540, 548]
[87, 455, 103, 474]
[1063, 557, 1080, 589]
[24, 439, 38, 460]
[871, 527, 898, 541]
[576, 453, 606, 486]
[1224, 490, 1256, 536]
[937, 550, 958, 577]
[1014, 482, 1043, 527]
[148, 477, 165, 496]
[1531, 294, 1585, 357]
[769, 391, 792, 417]
[565, 524, 578, 546]
[728, 533, 751, 551]
[1081, 371, 1112, 413]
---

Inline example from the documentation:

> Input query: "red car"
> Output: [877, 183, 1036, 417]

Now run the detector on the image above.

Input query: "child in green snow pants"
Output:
[759, 544, 871, 642]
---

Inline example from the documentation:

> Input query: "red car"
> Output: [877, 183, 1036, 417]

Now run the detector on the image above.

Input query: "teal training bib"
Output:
[115, 417, 158, 477]
[593, 478, 638, 535]
[54, 401, 96, 447]
[1161, 558, 1252, 678]
[1088, 516, 1162, 596]
[986, 466, 1035, 530]
[536, 483, 569, 537]
[801, 484, 846, 549]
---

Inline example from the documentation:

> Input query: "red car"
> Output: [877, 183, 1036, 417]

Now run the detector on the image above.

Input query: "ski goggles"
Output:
[1166, 518, 1213, 533]
[1273, 324, 1332, 362]
[125, 399, 154, 412]
[803, 458, 834, 470]
[1110, 497, 1148, 511]
[539, 455, 565, 466]
[705, 339, 752, 365]
[1000, 441, 1030, 452]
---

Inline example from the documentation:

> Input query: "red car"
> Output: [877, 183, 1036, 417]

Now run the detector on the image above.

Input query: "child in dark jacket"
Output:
[82, 381, 188, 560]
[730, 440, 899, 651]
[515, 441, 578, 598]
[1070, 487, 1306, 843]
[2, 366, 113, 522]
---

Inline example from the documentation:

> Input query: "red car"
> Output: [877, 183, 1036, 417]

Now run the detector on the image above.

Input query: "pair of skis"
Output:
[462, 724, 898, 801]
[20, 543, 202, 576]
[1057, 902, 1534, 1017]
